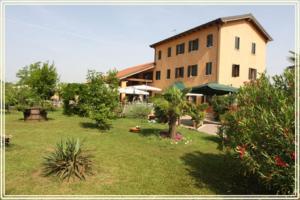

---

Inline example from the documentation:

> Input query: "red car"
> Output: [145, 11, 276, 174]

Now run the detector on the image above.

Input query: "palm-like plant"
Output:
[42, 138, 92, 181]
[153, 87, 190, 139]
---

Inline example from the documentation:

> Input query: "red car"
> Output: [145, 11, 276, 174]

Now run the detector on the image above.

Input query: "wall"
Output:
[151, 25, 219, 90]
[218, 20, 267, 87]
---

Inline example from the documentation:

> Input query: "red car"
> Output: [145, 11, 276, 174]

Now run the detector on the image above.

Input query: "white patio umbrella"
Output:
[131, 85, 162, 92]
[186, 93, 203, 97]
[118, 87, 149, 95]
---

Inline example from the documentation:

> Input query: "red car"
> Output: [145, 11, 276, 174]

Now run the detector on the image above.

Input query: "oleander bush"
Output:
[42, 138, 93, 181]
[218, 69, 295, 194]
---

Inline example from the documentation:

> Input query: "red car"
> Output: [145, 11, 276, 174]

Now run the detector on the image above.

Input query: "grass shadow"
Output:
[181, 151, 268, 195]
[139, 128, 164, 137]
[201, 135, 221, 144]
[80, 122, 99, 130]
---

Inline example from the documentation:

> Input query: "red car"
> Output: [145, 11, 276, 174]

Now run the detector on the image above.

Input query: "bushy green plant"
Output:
[211, 94, 236, 120]
[61, 83, 88, 116]
[17, 61, 59, 100]
[153, 87, 190, 139]
[83, 70, 119, 130]
[13, 85, 42, 111]
[188, 103, 208, 128]
[218, 69, 295, 194]
[5, 82, 18, 111]
[42, 138, 92, 181]
[123, 103, 152, 119]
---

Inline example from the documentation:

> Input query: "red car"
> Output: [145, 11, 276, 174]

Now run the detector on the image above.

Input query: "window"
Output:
[188, 39, 199, 52]
[205, 62, 212, 75]
[188, 65, 198, 77]
[175, 67, 184, 78]
[176, 43, 185, 55]
[167, 69, 171, 79]
[232, 64, 240, 77]
[156, 71, 161, 80]
[251, 43, 256, 54]
[235, 36, 240, 50]
[249, 68, 257, 80]
[206, 34, 213, 47]
[158, 50, 162, 60]
[168, 47, 172, 57]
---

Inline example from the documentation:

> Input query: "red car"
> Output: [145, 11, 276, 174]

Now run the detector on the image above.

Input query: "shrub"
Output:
[42, 138, 92, 181]
[61, 83, 88, 116]
[211, 94, 236, 120]
[123, 103, 152, 119]
[218, 69, 295, 194]
[188, 103, 208, 128]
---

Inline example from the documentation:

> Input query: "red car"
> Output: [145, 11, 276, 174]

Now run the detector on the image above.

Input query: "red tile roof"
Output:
[117, 62, 155, 80]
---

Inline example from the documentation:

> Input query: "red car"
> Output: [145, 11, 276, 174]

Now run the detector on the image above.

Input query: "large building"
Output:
[117, 13, 272, 101]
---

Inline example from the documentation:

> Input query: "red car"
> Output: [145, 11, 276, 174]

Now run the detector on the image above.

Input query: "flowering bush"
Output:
[218, 69, 295, 194]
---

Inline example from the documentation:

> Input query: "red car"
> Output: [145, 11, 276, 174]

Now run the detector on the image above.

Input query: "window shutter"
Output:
[188, 66, 191, 77]
[232, 65, 235, 77]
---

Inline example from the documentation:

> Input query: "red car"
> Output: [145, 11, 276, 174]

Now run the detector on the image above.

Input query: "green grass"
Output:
[5, 110, 255, 195]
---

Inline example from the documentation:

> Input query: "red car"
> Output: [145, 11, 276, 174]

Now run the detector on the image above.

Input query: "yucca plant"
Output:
[42, 138, 92, 181]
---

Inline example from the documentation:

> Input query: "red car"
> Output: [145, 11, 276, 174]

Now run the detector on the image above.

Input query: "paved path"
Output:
[180, 115, 221, 135]
[197, 123, 221, 135]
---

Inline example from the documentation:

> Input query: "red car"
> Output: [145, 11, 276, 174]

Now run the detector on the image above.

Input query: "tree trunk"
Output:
[169, 116, 177, 139]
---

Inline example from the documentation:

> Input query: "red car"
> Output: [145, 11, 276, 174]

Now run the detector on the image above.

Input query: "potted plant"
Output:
[189, 103, 208, 129]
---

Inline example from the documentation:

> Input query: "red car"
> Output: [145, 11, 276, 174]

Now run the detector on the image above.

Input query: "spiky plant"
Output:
[42, 138, 92, 181]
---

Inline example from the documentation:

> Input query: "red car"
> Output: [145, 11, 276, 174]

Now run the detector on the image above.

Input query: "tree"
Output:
[16, 61, 59, 100]
[83, 70, 119, 129]
[153, 87, 189, 139]
[219, 69, 294, 194]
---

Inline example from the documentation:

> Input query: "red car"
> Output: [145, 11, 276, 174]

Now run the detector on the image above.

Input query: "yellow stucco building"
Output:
[117, 13, 272, 100]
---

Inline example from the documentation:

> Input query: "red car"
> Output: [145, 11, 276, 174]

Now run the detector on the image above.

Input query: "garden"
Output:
[4, 56, 296, 195]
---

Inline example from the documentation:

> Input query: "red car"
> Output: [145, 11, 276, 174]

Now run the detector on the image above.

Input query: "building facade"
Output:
[117, 14, 272, 99]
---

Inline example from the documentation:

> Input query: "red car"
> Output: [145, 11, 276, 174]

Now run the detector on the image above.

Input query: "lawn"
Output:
[5, 110, 256, 195]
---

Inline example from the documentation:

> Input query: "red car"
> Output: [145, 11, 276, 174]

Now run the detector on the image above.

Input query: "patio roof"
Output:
[190, 83, 238, 95]
[117, 62, 154, 80]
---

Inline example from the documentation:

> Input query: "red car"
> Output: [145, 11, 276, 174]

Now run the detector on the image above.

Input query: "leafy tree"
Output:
[219, 69, 295, 194]
[153, 87, 189, 139]
[16, 61, 59, 100]
[83, 70, 119, 130]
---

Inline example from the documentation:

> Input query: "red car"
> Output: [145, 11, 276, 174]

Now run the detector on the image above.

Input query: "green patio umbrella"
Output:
[190, 83, 238, 95]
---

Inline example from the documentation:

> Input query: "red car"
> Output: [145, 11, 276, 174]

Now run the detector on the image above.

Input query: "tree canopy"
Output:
[17, 61, 59, 100]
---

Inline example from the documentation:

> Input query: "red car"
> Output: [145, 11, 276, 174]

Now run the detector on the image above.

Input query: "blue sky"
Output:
[5, 5, 295, 83]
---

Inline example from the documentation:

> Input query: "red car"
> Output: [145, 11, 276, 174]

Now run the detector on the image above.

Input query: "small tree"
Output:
[153, 87, 189, 139]
[16, 61, 59, 100]
[83, 70, 119, 130]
